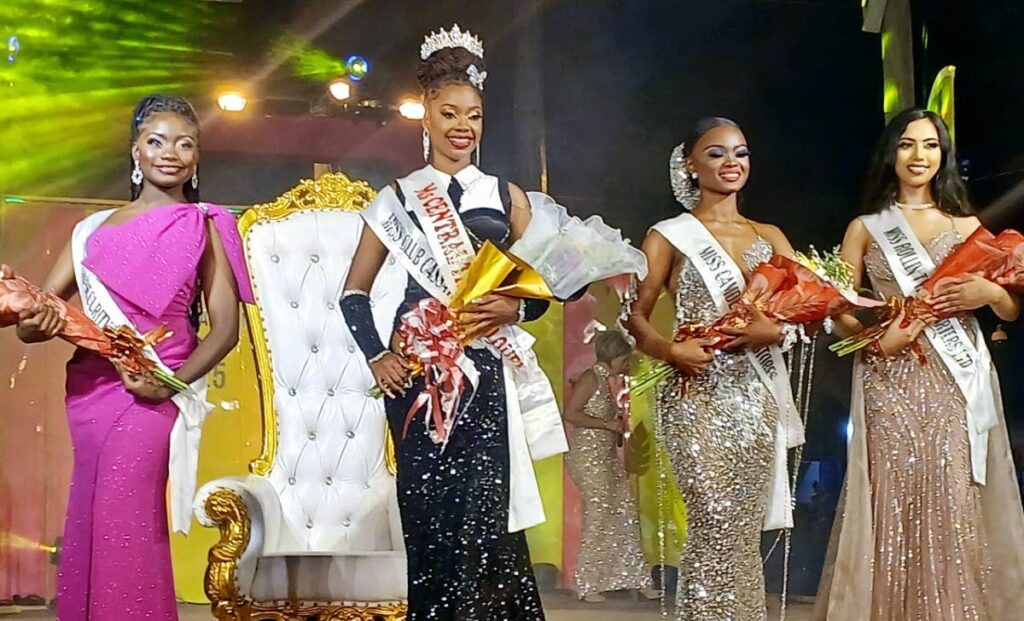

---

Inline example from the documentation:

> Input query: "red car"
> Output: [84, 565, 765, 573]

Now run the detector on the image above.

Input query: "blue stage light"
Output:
[345, 55, 369, 81]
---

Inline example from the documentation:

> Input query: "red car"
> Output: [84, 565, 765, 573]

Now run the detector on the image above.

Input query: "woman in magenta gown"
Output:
[16, 95, 253, 620]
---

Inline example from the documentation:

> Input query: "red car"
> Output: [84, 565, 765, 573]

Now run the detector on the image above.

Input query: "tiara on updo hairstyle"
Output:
[418, 24, 487, 92]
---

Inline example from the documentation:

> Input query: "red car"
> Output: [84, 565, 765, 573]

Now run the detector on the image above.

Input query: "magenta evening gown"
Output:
[57, 203, 252, 620]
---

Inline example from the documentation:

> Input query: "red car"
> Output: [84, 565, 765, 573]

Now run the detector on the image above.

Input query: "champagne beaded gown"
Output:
[565, 365, 651, 599]
[814, 230, 1024, 621]
[656, 237, 777, 621]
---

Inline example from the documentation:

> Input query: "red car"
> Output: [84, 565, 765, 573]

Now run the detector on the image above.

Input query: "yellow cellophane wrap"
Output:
[450, 240, 555, 342]
[451, 241, 554, 309]
[451, 241, 565, 567]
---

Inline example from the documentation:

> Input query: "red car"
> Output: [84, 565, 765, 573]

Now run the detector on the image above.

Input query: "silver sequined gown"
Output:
[566, 365, 652, 598]
[657, 238, 777, 621]
[860, 231, 992, 620]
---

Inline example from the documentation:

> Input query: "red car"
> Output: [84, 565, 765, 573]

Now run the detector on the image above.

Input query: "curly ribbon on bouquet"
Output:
[396, 298, 479, 447]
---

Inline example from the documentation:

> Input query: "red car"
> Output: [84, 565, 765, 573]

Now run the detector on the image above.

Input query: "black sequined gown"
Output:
[386, 180, 546, 621]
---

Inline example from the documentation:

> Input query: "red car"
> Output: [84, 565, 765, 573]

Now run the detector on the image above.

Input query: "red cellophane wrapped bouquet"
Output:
[1, 264, 185, 390]
[830, 227, 1024, 357]
[632, 248, 883, 395]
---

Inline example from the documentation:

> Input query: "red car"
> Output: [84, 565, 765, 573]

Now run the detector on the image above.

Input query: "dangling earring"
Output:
[131, 159, 143, 185]
[474, 144, 481, 167]
[422, 128, 430, 163]
[191, 170, 199, 190]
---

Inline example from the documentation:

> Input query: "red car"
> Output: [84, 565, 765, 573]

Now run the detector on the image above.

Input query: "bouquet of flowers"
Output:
[369, 194, 651, 400]
[830, 227, 1024, 357]
[1, 264, 187, 391]
[631, 248, 882, 396]
[367, 241, 555, 400]
[987, 229, 1024, 292]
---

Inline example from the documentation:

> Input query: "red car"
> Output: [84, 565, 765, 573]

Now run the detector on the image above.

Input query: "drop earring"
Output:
[131, 159, 143, 185]
[422, 129, 430, 162]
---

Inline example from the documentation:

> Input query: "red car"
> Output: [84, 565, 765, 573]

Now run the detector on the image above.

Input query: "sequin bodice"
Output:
[673, 236, 773, 386]
[582, 365, 618, 421]
[674, 237, 773, 325]
[864, 229, 961, 298]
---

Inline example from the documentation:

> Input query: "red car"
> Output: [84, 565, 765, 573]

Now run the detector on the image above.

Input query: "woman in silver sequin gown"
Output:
[564, 331, 656, 602]
[814, 110, 1024, 621]
[628, 118, 801, 620]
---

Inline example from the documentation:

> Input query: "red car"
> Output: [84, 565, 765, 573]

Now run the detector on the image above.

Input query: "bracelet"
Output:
[778, 322, 809, 353]
[368, 350, 390, 364]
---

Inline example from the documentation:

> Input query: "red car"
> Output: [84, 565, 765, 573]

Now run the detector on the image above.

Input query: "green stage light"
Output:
[927, 66, 956, 144]
[0, 1, 229, 195]
[274, 34, 369, 84]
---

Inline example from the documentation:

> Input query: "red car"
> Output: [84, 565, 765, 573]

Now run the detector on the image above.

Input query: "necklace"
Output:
[895, 201, 935, 211]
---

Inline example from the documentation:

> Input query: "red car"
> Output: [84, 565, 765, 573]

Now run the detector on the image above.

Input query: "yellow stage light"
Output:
[328, 79, 351, 102]
[217, 91, 248, 112]
[398, 98, 425, 120]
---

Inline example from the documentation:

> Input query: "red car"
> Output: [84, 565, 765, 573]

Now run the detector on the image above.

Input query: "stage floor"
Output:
[2, 593, 813, 620]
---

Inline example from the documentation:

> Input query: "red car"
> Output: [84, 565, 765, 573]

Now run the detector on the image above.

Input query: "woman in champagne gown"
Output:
[564, 330, 654, 602]
[814, 109, 1024, 621]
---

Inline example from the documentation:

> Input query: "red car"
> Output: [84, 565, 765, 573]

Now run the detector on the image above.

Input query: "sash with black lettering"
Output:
[861, 206, 997, 484]
[652, 213, 804, 530]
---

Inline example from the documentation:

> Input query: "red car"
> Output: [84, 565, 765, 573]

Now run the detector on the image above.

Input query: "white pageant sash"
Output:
[71, 209, 214, 534]
[861, 207, 997, 484]
[361, 166, 566, 532]
[652, 213, 804, 530]
[400, 167, 476, 295]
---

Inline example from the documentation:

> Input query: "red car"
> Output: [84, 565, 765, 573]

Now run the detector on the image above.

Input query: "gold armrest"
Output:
[204, 489, 253, 621]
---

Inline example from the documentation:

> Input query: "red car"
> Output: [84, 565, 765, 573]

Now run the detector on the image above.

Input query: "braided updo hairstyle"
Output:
[129, 94, 201, 202]
[417, 47, 486, 97]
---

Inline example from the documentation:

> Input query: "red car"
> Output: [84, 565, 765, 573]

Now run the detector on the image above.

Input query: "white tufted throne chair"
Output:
[195, 172, 409, 621]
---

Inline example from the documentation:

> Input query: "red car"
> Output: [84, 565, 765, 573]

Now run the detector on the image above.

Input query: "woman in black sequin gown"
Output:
[341, 29, 549, 621]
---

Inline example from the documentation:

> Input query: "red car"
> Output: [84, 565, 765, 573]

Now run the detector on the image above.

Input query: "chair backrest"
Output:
[239, 172, 406, 554]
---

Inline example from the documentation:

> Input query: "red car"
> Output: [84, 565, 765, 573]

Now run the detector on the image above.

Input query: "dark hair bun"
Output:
[417, 47, 486, 93]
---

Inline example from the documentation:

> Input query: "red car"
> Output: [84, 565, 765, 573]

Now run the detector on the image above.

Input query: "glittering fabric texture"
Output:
[59, 204, 249, 621]
[384, 184, 544, 620]
[565, 365, 651, 598]
[860, 231, 992, 620]
[658, 237, 776, 621]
